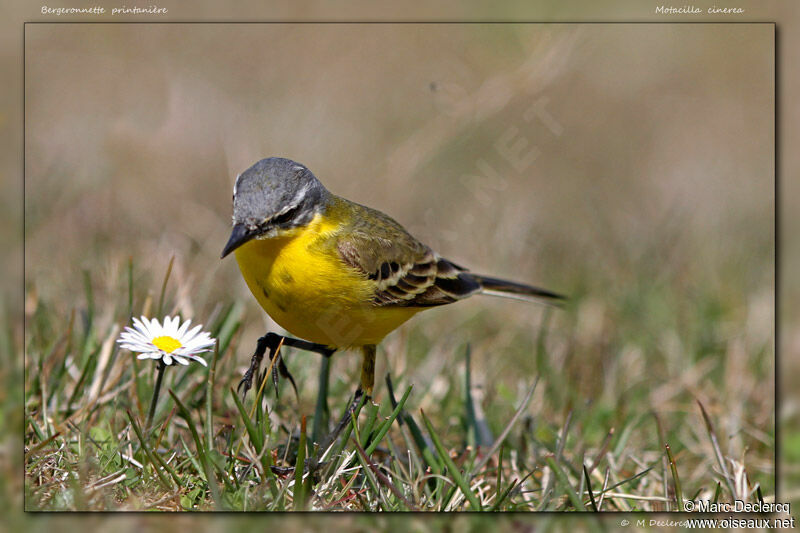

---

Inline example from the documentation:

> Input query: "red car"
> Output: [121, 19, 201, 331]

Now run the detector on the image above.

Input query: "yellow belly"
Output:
[234, 215, 421, 347]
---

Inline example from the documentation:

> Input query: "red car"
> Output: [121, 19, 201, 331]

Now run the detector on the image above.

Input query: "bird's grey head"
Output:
[221, 157, 328, 258]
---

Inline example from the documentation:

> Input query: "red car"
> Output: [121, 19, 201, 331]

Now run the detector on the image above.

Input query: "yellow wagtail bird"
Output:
[221, 157, 564, 422]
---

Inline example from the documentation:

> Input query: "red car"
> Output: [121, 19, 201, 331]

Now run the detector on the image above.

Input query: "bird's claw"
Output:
[274, 352, 299, 401]
[237, 357, 260, 400]
[237, 334, 299, 402]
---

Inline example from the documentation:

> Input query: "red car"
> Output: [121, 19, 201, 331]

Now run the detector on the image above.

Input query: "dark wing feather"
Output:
[332, 200, 481, 308]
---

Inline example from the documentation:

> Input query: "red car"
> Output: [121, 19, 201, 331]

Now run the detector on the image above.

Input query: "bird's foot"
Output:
[237, 332, 299, 401]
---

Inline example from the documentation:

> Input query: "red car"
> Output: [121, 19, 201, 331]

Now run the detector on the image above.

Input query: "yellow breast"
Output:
[233, 213, 420, 347]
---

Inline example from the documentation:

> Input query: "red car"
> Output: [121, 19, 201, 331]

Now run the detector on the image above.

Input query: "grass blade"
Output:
[472, 377, 537, 474]
[352, 437, 417, 510]
[169, 389, 221, 509]
[350, 417, 384, 509]
[496, 444, 503, 500]
[214, 301, 243, 355]
[665, 443, 683, 507]
[488, 478, 518, 511]
[293, 415, 308, 510]
[584, 464, 598, 511]
[64, 345, 98, 417]
[126, 409, 174, 490]
[604, 463, 657, 493]
[464, 344, 493, 448]
[180, 436, 207, 482]
[156, 256, 174, 317]
[82, 269, 94, 333]
[545, 455, 586, 510]
[385, 374, 441, 474]
[365, 385, 412, 456]
[697, 399, 735, 497]
[359, 401, 380, 449]
[127, 256, 134, 319]
[205, 340, 220, 449]
[324, 392, 367, 463]
[420, 408, 482, 510]
[229, 387, 273, 480]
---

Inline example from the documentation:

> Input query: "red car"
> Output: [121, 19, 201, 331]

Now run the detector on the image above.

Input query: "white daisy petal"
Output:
[194, 343, 216, 355]
[177, 318, 192, 338]
[187, 345, 214, 356]
[185, 324, 203, 341]
[142, 317, 154, 336]
[118, 315, 215, 369]
[121, 329, 148, 345]
[134, 336, 153, 348]
[132, 316, 146, 333]
[184, 354, 208, 367]
[150, 317, 163, 337]
[197, 336, 215, 348]
[138, 316, 155, 339]
[119, 343, 143, 351]
[119, 334, 137, 345]
[184, 334, 214, 349]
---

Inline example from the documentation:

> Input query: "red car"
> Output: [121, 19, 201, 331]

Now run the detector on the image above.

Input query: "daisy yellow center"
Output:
[152, 335, 182, 353]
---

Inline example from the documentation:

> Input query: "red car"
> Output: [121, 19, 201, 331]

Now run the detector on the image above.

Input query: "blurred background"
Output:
[20, 21, 775, 510]
[24, 25, 773, 388]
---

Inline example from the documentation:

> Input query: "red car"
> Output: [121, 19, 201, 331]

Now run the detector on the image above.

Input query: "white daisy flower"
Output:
[117, 315, 215, 367]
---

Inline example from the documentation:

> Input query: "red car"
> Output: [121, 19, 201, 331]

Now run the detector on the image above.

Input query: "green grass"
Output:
[22, 254, 774, 511]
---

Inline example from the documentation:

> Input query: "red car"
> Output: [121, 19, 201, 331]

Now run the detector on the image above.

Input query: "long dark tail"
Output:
[472, 274, 566, 305]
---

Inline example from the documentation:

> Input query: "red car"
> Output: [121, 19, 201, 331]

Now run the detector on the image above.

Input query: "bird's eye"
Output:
[271, 205, 300, 226]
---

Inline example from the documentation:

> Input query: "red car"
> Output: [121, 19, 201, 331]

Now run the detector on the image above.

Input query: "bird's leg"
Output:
[311, 356, 331, 445]
[244, 341, 377, 474]
[238, 332, 335, 400]
[312, 344, 377, 463]
[268, 336, 335, 399]
[315, 387, 366, 456]
[360, 344, 377, 397]
[290, 386, 366, 479]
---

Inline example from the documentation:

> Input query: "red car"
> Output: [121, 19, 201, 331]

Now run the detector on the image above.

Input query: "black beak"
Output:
[221, 223, 255, 259]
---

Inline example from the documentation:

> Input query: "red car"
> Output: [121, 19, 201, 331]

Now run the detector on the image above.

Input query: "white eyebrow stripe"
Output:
[233, 173, 243, 196]
[291, 182, 312, 204]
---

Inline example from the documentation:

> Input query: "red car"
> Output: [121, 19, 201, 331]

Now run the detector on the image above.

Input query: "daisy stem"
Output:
[147, 360, 167, 430]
